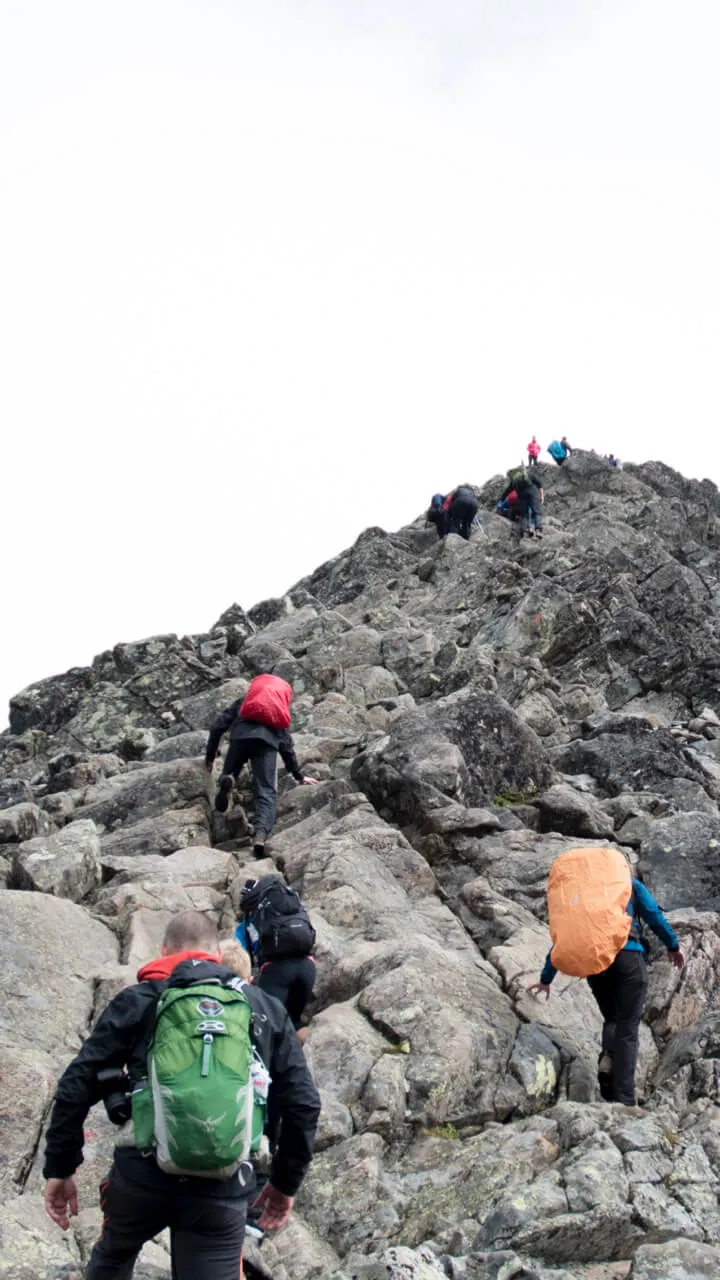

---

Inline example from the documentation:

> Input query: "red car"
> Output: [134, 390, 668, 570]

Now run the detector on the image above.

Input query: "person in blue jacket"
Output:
[529, 879, 685, 1106]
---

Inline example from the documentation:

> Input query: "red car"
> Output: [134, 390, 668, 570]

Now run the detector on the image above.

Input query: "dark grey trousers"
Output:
[221, 741, 278, 838]
[587, 949, 648, 1106]
[86, 1150, 248, 1280]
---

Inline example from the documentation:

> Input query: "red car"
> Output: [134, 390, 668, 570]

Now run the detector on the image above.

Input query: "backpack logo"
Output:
[197, 998, 223, 1018]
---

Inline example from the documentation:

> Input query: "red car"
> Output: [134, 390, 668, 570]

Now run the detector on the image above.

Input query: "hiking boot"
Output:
[253, 834, 266, 859]
[214, 774, 233, 813]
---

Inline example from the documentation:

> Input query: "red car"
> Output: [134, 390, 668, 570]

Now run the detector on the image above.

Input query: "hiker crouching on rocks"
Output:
[205, 673, 317, 857]
[528, 849, 684, 1107]
[44, 910, 320, 1280]
[446, 485, 479, 540]
[427, 493, 448, 539]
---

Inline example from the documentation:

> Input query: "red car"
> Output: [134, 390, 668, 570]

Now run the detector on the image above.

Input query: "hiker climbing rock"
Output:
[205, 673, 317, 856]
[499, 466, 544, 538]
[527, 436, 541, 467]
[427, 493, 448, 539]
[528, 848, 684, 1106]
[237, 875, 317, 1037]
[43, 910, 320, 1279]
[495, 490, 522, 524]
[547, 439, 570, 465]
[446, 485, 479, 540]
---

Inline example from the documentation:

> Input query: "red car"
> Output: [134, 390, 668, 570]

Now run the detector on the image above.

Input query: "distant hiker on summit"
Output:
[528, 848, 685, 1107]
[527, 436, 541, 467]
[205, 674, 317, 856]
[547, 438, 571, 465]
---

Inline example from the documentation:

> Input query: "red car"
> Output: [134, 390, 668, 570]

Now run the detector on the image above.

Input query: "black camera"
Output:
[97, 1067, 131, 1126]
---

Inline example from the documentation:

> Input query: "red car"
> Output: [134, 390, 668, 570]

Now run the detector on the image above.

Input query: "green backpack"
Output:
[132, 979, 269, 1177]
[509, 466, 528, 487]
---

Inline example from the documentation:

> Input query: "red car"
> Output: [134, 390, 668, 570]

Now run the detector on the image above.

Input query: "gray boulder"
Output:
[639, 812, 720, 910]
[536, 783, 615, 838]
[74, 758, 211, 830]
[12, 819, 101, 901]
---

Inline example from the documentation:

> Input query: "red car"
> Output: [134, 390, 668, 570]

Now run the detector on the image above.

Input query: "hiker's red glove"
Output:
[669, 949, 686, 969]
[45, 1176, 79, 1230]
[253, 1183, 294, 1230]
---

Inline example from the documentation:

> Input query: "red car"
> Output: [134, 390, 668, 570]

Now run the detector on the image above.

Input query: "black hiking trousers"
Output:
[517, 484, 543, 533]
[221, 740, 278, 838]
[257, 955, 316, 1029]
[86, 1149, 249, 1280]
[587, 949, 648, 1106]
[448, 496, 478, 540]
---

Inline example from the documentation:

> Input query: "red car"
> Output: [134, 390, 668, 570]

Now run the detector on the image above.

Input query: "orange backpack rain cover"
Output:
[547, 847, 632, 978]
[239, 674, 292, 730]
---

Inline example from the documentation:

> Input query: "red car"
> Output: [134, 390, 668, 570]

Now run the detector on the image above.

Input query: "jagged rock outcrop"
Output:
[3, 453, 720, 1278]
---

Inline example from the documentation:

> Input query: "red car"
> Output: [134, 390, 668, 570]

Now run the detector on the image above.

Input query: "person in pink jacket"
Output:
[527, 436, 541, 467]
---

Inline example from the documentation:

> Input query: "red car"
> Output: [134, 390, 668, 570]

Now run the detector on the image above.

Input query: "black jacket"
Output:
[43, 958, 320, 1197]
[501, 473, 542, 501]
[205, 700, 302, 779]
[449, 486, 477, 509]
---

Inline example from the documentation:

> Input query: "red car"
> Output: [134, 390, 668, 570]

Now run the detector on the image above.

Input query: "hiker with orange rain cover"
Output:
[528, 848, 685, 1106]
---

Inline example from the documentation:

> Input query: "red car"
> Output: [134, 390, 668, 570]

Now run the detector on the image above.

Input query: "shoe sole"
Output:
[214, 775, 233, 813]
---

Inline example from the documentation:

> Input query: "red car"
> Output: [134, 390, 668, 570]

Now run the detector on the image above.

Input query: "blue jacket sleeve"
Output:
[632, 879, 679, 950]
[235, 918, 261, 961]
[540, 951, 557, 985]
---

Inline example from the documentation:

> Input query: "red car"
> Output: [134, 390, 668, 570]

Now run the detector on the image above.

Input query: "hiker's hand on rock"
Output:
[527, 982, 551, 1001]
[669, 949, 686, 969]
[254, 1183, 294, 1230]
[45, 1176, 79, 1230]
[301, 776, 318, 786]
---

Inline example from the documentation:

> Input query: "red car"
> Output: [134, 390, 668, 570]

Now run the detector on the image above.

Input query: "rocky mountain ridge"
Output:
[3, 452, 720, 1279]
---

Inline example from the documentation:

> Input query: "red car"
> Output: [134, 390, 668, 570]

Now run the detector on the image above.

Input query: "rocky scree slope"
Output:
[3, 453, 720, 1279]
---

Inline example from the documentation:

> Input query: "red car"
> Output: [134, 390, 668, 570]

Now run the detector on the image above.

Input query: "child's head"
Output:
[219, 938, 252, 980]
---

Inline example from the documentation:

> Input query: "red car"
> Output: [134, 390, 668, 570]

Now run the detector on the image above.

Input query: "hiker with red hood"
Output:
[43, 910, 320, 1280]
[205, 674, 316, 856]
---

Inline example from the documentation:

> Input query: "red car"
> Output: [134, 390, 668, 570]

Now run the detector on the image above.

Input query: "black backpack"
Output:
[240, 876, 316, 959]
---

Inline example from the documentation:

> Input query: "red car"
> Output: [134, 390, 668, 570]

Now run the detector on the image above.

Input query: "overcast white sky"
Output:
[2, 1, 719, 726]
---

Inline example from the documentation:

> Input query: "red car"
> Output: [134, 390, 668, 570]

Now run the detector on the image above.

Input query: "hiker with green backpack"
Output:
[499, 466, 544, 538]
[43, 910, 320, 1279]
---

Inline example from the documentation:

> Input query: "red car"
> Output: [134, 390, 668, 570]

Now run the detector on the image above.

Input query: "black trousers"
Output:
[528, 454, 538, 467]
[221, 741, 278, 838]
[257, 955, 316, 1029]
[448, 497, 478, 540]
[518, 485, 543, 532]
[587, 949, 648, 1106]
[86, 1149, 249, 1280]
